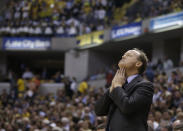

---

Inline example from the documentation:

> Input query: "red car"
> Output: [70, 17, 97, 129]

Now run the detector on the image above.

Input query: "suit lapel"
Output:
[124, 75, 143, 94]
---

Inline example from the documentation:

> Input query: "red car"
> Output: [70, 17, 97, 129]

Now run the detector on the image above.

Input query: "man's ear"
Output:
[136, 61, 142, 68]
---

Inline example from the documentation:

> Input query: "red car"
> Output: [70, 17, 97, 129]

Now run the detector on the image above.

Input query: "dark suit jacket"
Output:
[95, 75, 154, 131]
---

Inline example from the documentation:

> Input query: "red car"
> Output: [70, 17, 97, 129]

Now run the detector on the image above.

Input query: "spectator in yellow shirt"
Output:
[17, 78, 25, 98]
[78, 79, 88, 94]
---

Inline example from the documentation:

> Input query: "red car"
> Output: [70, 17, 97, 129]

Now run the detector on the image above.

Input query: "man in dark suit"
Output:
[95, 48, 154, 131]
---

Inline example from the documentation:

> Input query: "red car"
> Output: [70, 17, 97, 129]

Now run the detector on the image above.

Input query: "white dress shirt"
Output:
[127, 74, 138, 84]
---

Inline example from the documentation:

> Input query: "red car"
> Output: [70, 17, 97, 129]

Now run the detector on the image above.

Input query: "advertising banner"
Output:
[149, 11, 183, 32]
[76, 31, 104, 49]
[2, 37, 51, 51]
[111, 22, 142, 39]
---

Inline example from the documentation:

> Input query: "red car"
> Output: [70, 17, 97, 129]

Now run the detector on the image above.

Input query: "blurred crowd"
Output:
[0, 82, 99, 130]
[0, 0, 114, 37]
[1, 66, 98, 130]
[0, 0, 182, 37]
[147, 68, 183, 131]
[119, 0, 183, 25]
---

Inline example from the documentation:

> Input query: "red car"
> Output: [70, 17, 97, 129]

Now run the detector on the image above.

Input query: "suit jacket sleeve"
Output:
[94, 89, 112, 116]
[109, 82, 154, 114]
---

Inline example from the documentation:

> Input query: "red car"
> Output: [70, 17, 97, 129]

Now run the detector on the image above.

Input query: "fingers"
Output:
[118, 69, 122, 77]
[114, 70, 119, 78]
[119, 68, 125, 77]
[122, 68, 125, 77]
[111, 68, 126, 88]
[115, 68, 126, 78]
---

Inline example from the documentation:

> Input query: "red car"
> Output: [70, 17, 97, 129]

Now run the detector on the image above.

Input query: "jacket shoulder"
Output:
[139, 79, 153, 85]
[136, 79, 154, 91]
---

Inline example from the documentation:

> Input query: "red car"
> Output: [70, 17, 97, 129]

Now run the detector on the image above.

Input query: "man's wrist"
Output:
[110, 85, 122, 93]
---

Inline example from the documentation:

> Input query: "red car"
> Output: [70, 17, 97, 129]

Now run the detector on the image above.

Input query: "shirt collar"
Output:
[127, 74, 138, 84]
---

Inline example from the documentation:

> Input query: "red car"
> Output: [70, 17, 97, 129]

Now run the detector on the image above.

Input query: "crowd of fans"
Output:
[147, 68, 183, 131]
[1, 57, 183, 130]
[0, 0, 182, 37]
[0, 67, 99, 130]
[0, 0, 114, 37]
[115, 0, 183, 26]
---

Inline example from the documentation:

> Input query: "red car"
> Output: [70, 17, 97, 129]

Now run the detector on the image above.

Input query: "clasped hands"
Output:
[110, 68, 126, 93]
